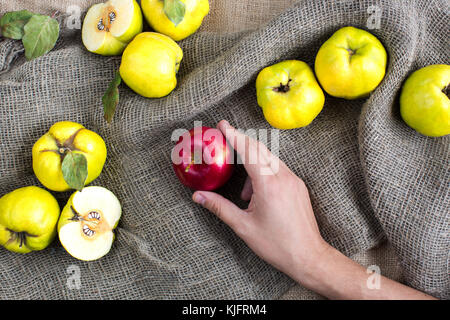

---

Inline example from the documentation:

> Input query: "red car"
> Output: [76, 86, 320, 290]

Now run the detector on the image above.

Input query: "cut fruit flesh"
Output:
[59, 223, 114, 261]
[108, 0, 135, 38]
[82, 0, 138, 53]
[72, 186, 121, 228]
[58, 186, 121, 261]
[82, 3, 112, 52]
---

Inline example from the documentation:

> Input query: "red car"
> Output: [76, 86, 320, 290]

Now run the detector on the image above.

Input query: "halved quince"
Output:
[82, 0, 143, 56]
[58, 186, 122, 261]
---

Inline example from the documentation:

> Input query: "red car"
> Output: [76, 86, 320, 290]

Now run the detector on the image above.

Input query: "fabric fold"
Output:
[0, 0, 448, 299]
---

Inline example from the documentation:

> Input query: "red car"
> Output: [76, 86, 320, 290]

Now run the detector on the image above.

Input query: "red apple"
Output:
[171, 126, 234, 191]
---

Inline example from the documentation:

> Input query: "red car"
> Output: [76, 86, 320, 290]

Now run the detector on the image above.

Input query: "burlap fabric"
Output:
[0, 0, 448, 299]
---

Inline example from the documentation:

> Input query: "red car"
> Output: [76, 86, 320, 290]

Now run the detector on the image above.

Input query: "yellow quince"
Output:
[119, 32, 183, 98]
[256, 60, 325, 129]
[0, 186, 60, 253]
[141, 0, 209, 41]
[315, 26, 387, 99]
[32, 121, 107, 192]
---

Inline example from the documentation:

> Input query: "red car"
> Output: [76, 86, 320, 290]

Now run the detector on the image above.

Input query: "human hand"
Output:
[192, 120, 330, 282]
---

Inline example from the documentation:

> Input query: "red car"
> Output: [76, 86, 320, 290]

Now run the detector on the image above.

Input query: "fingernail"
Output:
[193, 192, 206, 205]
[220, 120, 230, 128]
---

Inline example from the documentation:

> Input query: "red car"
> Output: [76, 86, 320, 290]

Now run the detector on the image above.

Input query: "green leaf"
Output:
[62, 153, 88, 191]
[102, 72, 122, 123]
[164, 0, 186, 26]
[0, 10, 35, 40]
[22, 14, 59, 60]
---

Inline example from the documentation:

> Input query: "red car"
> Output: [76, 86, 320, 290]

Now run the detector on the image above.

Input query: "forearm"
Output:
[288, 244, 436, 300]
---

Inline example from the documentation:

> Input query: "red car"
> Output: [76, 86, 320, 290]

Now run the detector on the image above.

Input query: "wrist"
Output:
[285, 241, 437, 300]
[289, 243, 368, 299]
[301, 244, 346, 295]
[286, 239, 335, 289]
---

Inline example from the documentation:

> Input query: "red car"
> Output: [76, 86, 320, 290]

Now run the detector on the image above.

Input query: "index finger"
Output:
[217, 120, 279, 179]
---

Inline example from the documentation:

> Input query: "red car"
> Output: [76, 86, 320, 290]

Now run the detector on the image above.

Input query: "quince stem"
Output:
[6, 229, 37, 248]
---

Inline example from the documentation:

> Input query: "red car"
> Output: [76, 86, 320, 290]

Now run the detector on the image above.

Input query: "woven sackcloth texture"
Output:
[0, 0, 448, 299]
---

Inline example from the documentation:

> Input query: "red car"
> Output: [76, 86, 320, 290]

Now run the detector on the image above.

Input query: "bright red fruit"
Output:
[172, 126, 234, 191]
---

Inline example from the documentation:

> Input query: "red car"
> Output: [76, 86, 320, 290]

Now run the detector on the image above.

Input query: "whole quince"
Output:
[32, 121, 107, 192]
[119, 32, 183, 98]
[141, 0, 209, 41]
[0, 186, 60, 253]
[256, 60, 325, 129]
[315, 26, 387, 99]
[400, 64, 450, 137]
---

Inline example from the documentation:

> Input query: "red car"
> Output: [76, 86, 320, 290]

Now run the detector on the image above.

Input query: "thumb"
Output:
[193, 191, 246, 231]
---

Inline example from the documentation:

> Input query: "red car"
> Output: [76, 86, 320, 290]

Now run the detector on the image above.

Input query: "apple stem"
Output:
[185, 158, 195, 173]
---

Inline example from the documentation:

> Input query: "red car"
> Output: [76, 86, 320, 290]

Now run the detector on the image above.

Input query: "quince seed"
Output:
[109, 12, 116, 23]
[97, 19, 105, 31]
[87, 211, 101, 220]
[82, 225, 95, 237]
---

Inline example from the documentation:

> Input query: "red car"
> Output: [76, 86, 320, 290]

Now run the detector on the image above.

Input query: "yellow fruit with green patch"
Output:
[32, 121, 107, 192]
[141, 0, 209, 41]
